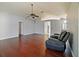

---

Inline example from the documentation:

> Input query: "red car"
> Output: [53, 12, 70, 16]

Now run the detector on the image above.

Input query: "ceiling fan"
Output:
[26, 3, 39, 19]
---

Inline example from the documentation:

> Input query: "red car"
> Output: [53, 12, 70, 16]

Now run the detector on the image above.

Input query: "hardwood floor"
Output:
[0, 34, 65, 57]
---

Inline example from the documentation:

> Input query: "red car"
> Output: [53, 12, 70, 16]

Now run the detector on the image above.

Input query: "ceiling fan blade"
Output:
[30, 13, 39, 17]
[35, 15, 39, 17]
[32, 14, 39, 17]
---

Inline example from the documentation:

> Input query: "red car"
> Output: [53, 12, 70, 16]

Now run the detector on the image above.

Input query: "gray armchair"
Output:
[46, 31, 70, 52]
[50, 31, 67, 39]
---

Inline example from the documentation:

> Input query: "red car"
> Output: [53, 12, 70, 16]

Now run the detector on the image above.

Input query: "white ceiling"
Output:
[0, 2, 71, 19]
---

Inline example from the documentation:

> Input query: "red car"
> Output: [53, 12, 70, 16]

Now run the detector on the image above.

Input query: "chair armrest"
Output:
[50, 35, 59, 39]
[49, 37, 59, 41]
[49, 38, 65, 44]
[54, 33, 60, 35]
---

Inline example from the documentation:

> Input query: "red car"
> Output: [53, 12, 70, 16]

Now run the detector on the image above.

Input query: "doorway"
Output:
[44, 21, 51, 38]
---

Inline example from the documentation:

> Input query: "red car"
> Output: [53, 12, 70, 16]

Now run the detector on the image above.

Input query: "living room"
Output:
[0, 2, 79, 57]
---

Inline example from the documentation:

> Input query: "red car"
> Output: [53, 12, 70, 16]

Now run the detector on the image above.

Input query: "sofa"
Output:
[46, 31, 70, 52]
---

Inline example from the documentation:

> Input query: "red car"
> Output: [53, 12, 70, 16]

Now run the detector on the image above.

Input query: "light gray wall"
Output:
[0, 12, 20, 40]
[67, 3, 78, 57]
[34, 21, 44, 34]
[21, 18, 34, 35]
[0, 12, 44, 40]
[51, 20, 62, 35]
[22, 20, 44, 35]
[78, 6, 79, 57]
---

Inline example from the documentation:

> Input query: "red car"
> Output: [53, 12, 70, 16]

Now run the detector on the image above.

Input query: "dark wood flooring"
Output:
[0, 34, 65, 57]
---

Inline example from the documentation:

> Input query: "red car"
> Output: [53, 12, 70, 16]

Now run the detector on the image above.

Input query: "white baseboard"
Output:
[0, 35, 18, 40]
[71, 49, 75, 57]
[0, 33, 45, 40]
[67, 40, 75, 57]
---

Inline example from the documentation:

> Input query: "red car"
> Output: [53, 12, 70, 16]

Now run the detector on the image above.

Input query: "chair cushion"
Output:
[59, 31, 67, 41]
[62, 32, 70, 42]
[46, 40, 65, 51]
